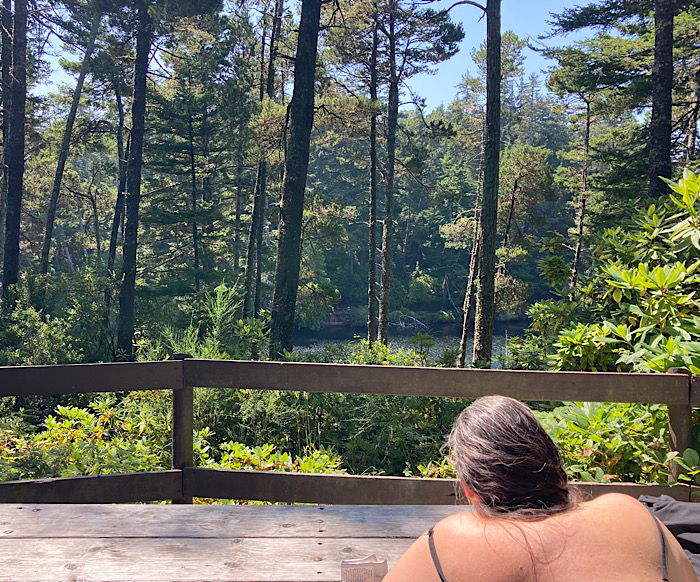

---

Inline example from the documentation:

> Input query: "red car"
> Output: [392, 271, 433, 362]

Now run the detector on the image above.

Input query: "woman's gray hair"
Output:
[448, 395, 575, 519]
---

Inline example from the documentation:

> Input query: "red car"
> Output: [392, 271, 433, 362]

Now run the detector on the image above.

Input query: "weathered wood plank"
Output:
[0, 537, 413, 582]
[572, 482, 691, 502]
[184, 468, 693, 505]
[0, 360, 183, 397]
[690, 374, 700, 404]
[0, 504, 471, 539]
[185, 468, 459, 505]
[0, 471, 182, 503]
[184, 359, 690, 404]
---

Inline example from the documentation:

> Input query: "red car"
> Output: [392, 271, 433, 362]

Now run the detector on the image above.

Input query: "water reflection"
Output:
[294, 320, 528, 367]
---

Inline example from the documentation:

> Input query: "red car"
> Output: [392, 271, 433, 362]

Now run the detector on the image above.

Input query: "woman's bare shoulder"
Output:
[582, 493, 652, 521]
[436, 508, 480, 530]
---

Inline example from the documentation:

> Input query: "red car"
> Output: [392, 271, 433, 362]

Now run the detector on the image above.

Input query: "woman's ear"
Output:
[461, 481, 478, 503]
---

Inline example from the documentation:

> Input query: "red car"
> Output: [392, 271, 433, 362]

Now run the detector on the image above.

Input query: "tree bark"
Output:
[459, 236, 479, 368]
[377, 0, 398, 345]
[570, 99, 591, 293]
[40, 11, 102, 274]
[2, 0, 27, 301]
[367, 12, 379, 346]
[245, 0, 283, 317]
[107, 87, 128, 274]
[648, 0, 673, 198]
[685, 84, 698, 166]
[268, 0, 322, 358]
[472, 0, 500, 365]
[188, 110, 200, 292]
[233, 138, 244, 279]
[116, 3, 153, 359]
[243, 20, 267, 316]
[0, 0, 11, 275]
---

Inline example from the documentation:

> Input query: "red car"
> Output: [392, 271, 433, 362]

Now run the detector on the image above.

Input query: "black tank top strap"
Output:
[427, 526, 448, 582]
[652, 516, 669, 582]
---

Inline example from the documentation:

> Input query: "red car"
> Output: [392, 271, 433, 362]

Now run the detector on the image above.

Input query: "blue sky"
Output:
[43, 1, 591, 108]
[407, 0, 591, 112]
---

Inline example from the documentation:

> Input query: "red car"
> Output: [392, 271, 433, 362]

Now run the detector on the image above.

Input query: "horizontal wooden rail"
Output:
[184, 468, 459, 505]
[0, 359, 696, 505]
[0, 469, 690, 504]
[0, 471, 182, 503]
[185, 359, 690, 404]
[0, 359, 690, 404]
[184, 468, 693, 504]
[0, 360, 183, 397]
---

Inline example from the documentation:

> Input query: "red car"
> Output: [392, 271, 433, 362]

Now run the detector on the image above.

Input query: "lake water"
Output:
[294, 320, 528, 366]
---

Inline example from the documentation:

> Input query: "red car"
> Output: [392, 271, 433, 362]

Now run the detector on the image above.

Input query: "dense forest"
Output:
[2, 0, 700, 486]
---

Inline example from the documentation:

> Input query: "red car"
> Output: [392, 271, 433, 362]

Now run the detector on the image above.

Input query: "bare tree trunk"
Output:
[40, 11, 102, 274]
[2, 0, 27, 301]
[685, 84, 698, 166]
[108, 89, 128, 274]
[233, 139, 244, 279]
[502, 180, 518, 250]
[458, 236, 479, 368]
[116, 3, 153, 358]
[249, 0, 283, 317]
[268, 0, 322, 358]
[188, 112, 200, 292]
[367, 11, 378, 346]
[243, 20, 268, 315]
[378, 0, 398, 345]
[472, 0, 500, 366]
[570, 99, 590, 293]
[0, 0, 11, 276]
[244, 165, 265, 314]
[648, 0, 674, 198]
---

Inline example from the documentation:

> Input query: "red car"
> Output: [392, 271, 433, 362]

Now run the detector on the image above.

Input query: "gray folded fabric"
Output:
[639, 494, 700, 579]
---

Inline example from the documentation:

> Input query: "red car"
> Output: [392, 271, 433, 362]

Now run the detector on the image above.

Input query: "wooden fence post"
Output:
[668, 367, 693, 482]
[172, 354, 194, 504]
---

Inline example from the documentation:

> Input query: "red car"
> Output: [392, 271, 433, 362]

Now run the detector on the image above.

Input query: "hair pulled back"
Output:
[448, 395, 574, 519]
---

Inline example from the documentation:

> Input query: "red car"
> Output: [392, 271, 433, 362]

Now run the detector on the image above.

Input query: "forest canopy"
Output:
[0, 0, 696, 367]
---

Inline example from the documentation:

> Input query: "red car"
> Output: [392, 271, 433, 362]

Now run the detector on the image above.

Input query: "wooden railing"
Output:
[0, 359, 697, 503]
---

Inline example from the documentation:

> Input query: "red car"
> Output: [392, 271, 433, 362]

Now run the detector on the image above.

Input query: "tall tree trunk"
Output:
[244, 161, 266, 315]
[243, 19, 269, 316]
[570, 99, 591, 292]
[2, 0, 27, 301]
[89, 191, 101, 265]
[685, 83, 699, 166]
[188, 112, 200, 292]
[233, 138, 244, 279]
[458, 236, 479, 368]
[108, 87, 128, 274]
[502, 180, 518, 250]
[472, 0, 501, 365]
[116, 4, 153, 359]
[648, 0, 674, 198]
[268, 0, 322, 358]
[0, 0, 11, 275]
[40, 11, 102, 274]
[367, 12, 379, 346]
[245, 0, 283, 317]
[377, 0, 398, 345]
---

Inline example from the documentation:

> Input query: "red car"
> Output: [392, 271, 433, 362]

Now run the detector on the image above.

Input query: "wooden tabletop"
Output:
[0, 503, 472, 582]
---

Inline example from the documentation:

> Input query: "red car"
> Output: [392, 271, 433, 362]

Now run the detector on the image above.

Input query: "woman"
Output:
[384, 395, 697, 582]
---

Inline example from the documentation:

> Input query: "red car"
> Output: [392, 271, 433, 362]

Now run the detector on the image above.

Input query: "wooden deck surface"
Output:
[0, 504, 472, 581]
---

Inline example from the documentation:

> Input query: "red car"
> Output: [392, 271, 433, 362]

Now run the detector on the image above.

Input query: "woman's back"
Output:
[384, 397, 697, 582]
[385, 493, 697, 582]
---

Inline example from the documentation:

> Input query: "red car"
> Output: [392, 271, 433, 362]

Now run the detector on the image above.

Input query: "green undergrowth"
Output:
[1, 390, 697, 486]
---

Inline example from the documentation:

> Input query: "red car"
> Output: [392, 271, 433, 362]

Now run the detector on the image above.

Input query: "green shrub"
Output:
[535, 402, 673, 483]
